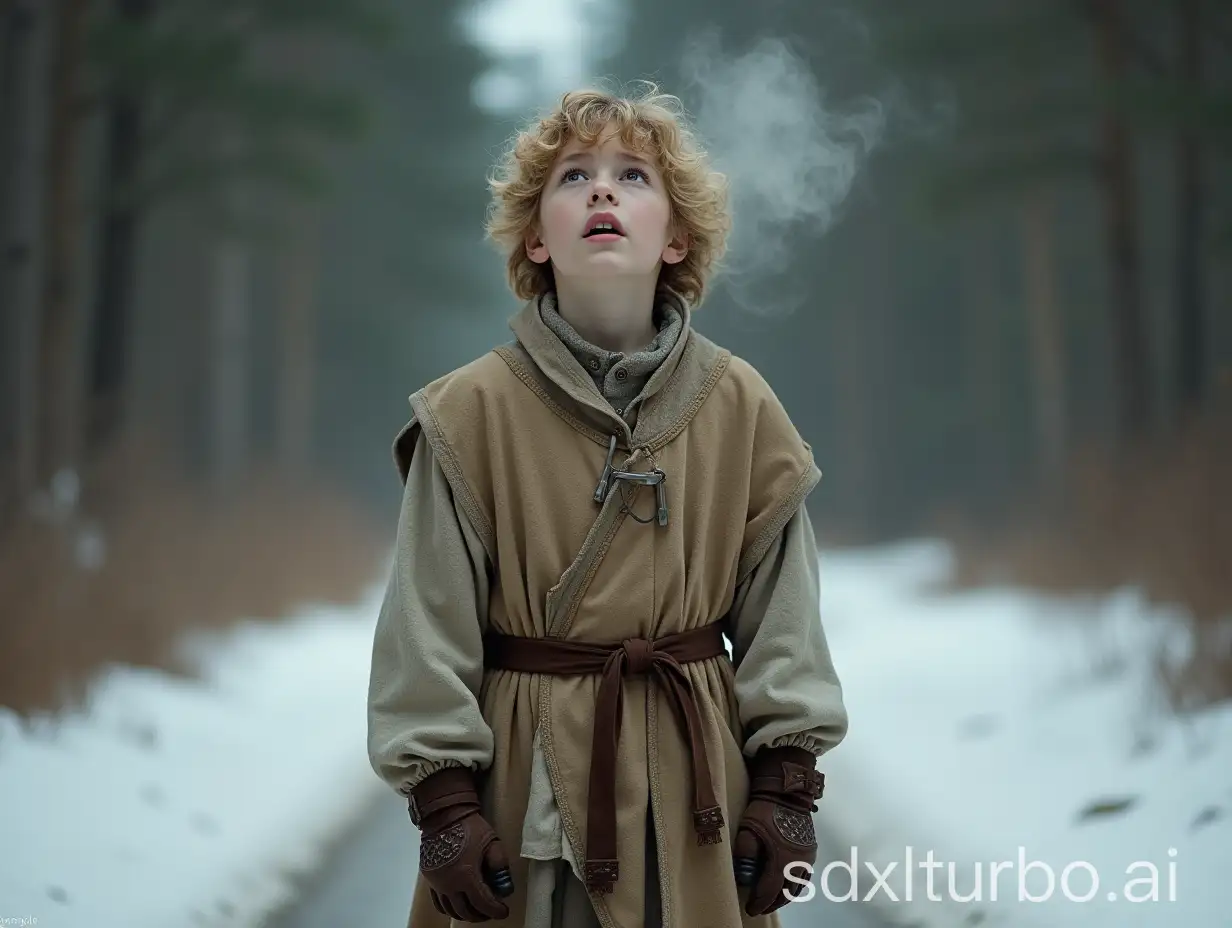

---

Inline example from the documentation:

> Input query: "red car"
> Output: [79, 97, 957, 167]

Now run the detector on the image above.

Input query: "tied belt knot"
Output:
[620, 637, 654, 674]
[483, 624, 729, 895]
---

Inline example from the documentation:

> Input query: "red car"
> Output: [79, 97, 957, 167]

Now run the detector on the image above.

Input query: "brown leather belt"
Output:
[483, 623, 729, 894]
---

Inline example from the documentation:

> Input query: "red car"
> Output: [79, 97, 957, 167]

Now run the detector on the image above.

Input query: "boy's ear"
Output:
[525, 224, 550, 264]
[661, 226, 688, 265]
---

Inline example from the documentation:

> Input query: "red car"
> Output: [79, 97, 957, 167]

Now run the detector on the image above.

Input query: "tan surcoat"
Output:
[367, 293, 848, 927]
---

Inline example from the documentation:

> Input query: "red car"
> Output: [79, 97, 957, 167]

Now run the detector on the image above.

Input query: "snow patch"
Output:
[0, 584, 389, 927]
[811, 541, 1228, 928]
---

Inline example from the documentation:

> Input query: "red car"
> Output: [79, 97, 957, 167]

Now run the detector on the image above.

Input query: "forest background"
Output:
[0, 0, 1227, 717]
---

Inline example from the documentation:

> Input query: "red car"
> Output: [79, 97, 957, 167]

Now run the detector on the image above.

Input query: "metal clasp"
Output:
[608, 466, 669, 527]
[592, 433, 669, 526]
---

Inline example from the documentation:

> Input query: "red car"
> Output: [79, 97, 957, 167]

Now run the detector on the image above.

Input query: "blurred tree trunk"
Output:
[1092, 0, 1151, 442]
[1021, 191, 1067, 484]
[1173, 0, 1205, 418]
[38, 0, 89, 492]
[0, 0, 49, 520]
[276, 209, 320, 475]
[206, 120, 252, 493]
[88, 0, 154, 456]
[960, 220, 1009, 506]
[207, 236, 251, 491]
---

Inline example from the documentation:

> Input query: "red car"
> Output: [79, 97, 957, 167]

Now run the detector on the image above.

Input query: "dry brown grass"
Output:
[0, 434, 388, 716]
[938, 402, 1232, 713]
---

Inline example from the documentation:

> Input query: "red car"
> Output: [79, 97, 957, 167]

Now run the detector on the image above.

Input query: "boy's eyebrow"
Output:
[558, 150, 654, 167]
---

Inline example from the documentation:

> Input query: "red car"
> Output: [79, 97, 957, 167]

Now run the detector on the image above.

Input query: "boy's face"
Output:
[525, 126, 687, 285]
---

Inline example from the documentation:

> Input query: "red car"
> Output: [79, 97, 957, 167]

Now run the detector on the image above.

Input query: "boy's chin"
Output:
[568, 254, 654, 276]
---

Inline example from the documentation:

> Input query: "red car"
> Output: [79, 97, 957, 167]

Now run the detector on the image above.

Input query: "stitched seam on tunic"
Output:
[409, 392, 498, 566]
[545, 512, 628, 928]
[735, 457, 821, 588]
[737, 458, 817, 587]
[554, 504, 633, 928]
[645, 348, 730, 453]
[631, 325, 695, 431]
[543, 451, 636, 638]
[559, 494, 632, 637]
[627, 334, 698, 447]
[537, 465, 633, 928]
[538, 672, 617, 928]
[494, 344, 613, 448]
[646, 335, 698, 427]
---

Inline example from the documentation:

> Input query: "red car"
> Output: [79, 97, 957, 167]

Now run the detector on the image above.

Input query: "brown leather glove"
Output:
[408, 766, 514, 922]
[732, 745, 825, 916]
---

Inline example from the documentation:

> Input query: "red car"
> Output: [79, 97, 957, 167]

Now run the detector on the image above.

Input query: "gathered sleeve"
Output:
[366, 420, 495, 796]
[728, 502, 849, 759]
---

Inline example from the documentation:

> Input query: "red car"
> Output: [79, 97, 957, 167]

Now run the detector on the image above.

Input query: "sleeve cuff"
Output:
[396, 757, 475, 795]
[765, 732, 825, 756]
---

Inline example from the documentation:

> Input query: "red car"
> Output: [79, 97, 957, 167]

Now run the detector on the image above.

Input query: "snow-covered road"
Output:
[0, 592, 389, 927]
[1, 540, 1225, 927]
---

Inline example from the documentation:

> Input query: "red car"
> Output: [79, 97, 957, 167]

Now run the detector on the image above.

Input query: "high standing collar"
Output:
[507, 289, 695, 431]
[538, 291, 682, 403]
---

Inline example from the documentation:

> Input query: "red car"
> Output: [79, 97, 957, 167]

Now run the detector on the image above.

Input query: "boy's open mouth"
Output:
[582, 213, 626, 237]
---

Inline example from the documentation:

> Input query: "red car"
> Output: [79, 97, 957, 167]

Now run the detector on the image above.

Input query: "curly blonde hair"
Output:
[484, 81, 731, 308]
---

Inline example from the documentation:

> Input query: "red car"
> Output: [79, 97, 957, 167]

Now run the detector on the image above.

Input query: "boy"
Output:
[367, 83, 848, 928]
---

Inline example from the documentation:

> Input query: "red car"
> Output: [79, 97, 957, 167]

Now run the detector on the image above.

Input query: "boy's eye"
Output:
[559, 167, 650, 183]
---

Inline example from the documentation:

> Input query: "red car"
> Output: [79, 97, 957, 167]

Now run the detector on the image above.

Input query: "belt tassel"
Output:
[694, 805, 725, 845]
